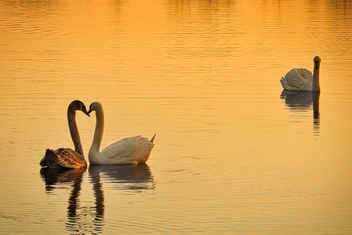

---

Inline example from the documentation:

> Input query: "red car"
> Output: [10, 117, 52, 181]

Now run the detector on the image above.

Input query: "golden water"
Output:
[1, 0, 352, 234]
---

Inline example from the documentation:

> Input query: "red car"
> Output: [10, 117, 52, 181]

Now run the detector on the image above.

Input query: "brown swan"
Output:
[40, 100, 90, 168]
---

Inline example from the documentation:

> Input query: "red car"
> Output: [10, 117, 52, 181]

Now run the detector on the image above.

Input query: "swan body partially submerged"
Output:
[280, 56, 321, 91]
[40, 100, 89, 169]
[88, 101, 156, 165]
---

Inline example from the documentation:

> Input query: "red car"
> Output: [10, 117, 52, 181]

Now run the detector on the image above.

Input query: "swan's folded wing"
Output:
[53, 148, 86, 168]
[101, 136, 154, 164]
[284, 69, 311, 91]
[100, 137, 139, 161]
[296, 68, 313, 81]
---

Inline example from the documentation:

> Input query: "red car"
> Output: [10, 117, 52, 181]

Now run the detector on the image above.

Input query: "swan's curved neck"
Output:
[312, 64, 320, 91]
[89, 105, 104, 161]
[67, 109, 84, 157]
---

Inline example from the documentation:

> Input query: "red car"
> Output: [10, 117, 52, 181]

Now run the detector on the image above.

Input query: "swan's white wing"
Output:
[281, 68, 312, 91]
[296, 68, 313, 81]
[100, 136, 154, 164]
[100, 137, 137, 163]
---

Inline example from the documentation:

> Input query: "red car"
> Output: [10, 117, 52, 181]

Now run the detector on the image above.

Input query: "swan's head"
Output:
[88, 101, 103, 114]
[69, 100, 90, 117]
[313, 56, 321, 69]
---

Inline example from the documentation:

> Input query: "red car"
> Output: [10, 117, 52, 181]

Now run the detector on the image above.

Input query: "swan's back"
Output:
[281, 68, 313, 91]
[295, 68, 313, 81]
[41, 148, 87, 169]
[90, 136, 155, 165]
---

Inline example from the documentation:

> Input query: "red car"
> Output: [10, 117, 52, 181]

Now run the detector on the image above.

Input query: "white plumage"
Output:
[88, 101, 156, 165]
[280, 56, 321, 91]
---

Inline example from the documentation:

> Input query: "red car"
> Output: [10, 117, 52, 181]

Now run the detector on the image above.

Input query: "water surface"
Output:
[1, 0, 352, 234]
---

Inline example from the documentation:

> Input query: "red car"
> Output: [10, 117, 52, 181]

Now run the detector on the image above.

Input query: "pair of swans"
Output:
[280, 56, 321, 91]
[40, 100, 155, 168]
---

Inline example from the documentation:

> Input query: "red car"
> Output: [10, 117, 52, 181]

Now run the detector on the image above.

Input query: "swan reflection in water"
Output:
[280, 90, 320, 133]
[40, 167, 103, 233]
[40, 164, 154, 234]
[40, 167, 86, 192]
[89, 164, 155, 192]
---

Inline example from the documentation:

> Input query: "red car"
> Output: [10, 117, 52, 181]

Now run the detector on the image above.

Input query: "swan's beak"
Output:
[87, 108, 93, 115]
[82, 108, 90, 117]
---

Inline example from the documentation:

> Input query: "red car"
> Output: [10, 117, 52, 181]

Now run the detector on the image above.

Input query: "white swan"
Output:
[280, 56, 321, 91]
[88, 101, 156, 165]
[40, 100, 89, 169]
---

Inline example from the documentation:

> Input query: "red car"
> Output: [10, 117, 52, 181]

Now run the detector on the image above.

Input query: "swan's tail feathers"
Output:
[42, 149, 59, 168]
[40, 151, 48, 167]
[280, 77, 287, 90]
[40, 149, 55, 167]
[150, 133, 156, 143]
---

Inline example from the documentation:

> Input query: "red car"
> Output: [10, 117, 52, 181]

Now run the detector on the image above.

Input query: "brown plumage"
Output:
[40, 100, 90, 169]
[41, 148, 87, 168]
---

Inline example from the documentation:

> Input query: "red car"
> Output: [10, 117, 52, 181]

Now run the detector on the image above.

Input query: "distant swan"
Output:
[280, 56, 321, 91]
[40, 100, 89, 169]
[88, 101, 156, 165]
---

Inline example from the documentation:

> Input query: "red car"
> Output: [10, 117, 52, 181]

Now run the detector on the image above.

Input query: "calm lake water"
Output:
[1, 0, 352, 234]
